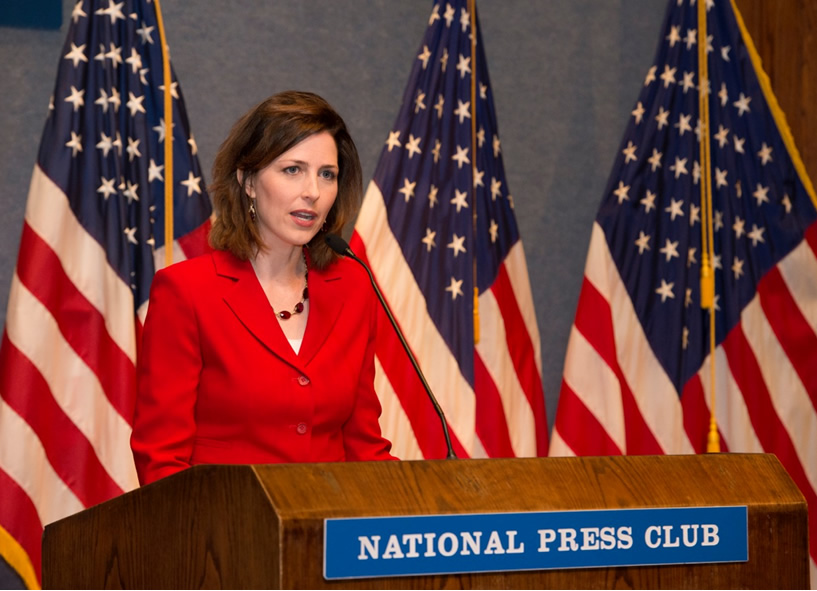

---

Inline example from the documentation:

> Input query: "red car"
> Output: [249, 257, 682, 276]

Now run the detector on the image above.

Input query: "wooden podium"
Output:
[42, 454, 808, 589]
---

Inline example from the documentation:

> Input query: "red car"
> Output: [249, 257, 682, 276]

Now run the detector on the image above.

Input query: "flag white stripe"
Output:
[0, 397, 84, 526]
[585, 223, 695, 454]
[470, 435, 489, 459]
[476, 287, 537, 456]
[373, 357, 423, 460]
[547, 427, 573, 457]
[777, 235, 817, 335]
[503, 241, 543, 376]
[562, 324, 627, 452]
[6, 275, 139, 492]
[357, 180, 476, 454]
[24, 165, 136, 364]
[742, 296, 817, 493]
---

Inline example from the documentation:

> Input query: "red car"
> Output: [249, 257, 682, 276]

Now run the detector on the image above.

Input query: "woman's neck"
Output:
[251, 245, 306, 283]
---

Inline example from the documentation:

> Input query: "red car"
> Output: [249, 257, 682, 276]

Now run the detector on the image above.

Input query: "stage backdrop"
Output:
[0, 0, 813, 434]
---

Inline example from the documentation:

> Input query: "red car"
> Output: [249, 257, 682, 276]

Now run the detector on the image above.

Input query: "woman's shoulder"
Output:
[155, 250, 247, 282]
[315, 253, 371, 288]
[152, 251, 249, 296]
[155, 251, 213, 281]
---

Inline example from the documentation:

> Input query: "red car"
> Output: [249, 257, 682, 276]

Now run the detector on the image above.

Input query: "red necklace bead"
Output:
[276, 265, 308, 320]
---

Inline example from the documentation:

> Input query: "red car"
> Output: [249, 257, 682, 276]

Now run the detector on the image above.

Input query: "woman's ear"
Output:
[237, 169, 252, 197]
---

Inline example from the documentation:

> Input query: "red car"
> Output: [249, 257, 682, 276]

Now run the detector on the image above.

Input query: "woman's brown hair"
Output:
[208, 91, 363, 269]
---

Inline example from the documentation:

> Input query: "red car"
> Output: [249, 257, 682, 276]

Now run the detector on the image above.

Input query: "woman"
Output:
[131, 91, 395, 485]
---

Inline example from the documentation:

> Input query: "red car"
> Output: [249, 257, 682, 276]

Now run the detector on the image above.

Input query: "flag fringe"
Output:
[0, 525, 39, 590]
[729, 0, 817, 211]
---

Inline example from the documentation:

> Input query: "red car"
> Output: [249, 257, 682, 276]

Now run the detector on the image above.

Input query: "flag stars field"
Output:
[422, 229, 436, 252]
[655, 279, 675, 302]
[445, 277, 463, 300]
[385, 131, 401, 151]
[613, 181, 630, 204]
[181, 172, 202, 197]
[64, 43, 87, 66]
[64, 86, 85, 111]
[689, 203, 700, 226]
[451, 144, 469, 168]
[622, 141, 637, 163]
[632, 101, 645, 123]
[405, 134, 422, 158]
[398, 178, 416, 202]
[665, 198, 684, 220]
[635, 231, 651, 254]
[450, 189, 468, 212]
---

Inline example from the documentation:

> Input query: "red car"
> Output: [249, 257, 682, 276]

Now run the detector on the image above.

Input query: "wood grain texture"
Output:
[42, 455, 808, 589]
[735, 0, 817, 186]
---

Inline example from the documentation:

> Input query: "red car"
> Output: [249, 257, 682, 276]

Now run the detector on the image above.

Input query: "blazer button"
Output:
[296, 422, 308, 435]
[297, 375, 310, 386]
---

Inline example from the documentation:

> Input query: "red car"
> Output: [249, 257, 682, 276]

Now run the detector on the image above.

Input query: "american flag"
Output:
[350, 0, 547, 460]
[0, 0, 212, 586]
[548, 0, 817, 584]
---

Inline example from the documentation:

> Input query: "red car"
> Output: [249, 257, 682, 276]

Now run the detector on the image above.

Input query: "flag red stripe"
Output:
[574, 278, 664, 454]
[680, 375, 710, 454]
[757, 267, 817, 413]
[722, 324, 817, 562]
[374, 304, 468, 460]
[15, 223, 136, 424]
[680, 374, 731, 454]
[473, 350, 515, 457]
[0, 332, 123, 506]
[554, 380, 623, 456]
[355, 238, 469, 460]
[0, 468, 42, 582]
[490, 263, 548, 454]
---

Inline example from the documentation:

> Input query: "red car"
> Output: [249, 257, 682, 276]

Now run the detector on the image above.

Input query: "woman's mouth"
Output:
[291, 210, 318, 226]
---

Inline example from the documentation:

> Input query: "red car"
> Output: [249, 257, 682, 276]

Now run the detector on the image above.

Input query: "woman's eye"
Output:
[321, 170, 337, 181]
[284, 165, 299, 174]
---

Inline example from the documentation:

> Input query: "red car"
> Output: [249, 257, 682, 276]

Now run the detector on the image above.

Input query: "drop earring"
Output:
[249, 199, 257, 221]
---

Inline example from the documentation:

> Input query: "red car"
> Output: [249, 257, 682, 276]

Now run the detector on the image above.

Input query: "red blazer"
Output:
[131, 249, 395, 485]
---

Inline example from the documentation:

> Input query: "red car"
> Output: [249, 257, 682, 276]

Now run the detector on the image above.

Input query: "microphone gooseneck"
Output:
[325, 234, 457, 459]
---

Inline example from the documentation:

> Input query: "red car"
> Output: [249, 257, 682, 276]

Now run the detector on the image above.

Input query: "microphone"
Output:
[325, 234, 457, 459]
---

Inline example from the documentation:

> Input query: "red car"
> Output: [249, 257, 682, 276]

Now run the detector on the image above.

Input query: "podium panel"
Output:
[42, 454, 809, 589]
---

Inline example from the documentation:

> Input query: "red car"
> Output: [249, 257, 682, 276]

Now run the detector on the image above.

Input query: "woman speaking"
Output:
[131, 91, 395, 485]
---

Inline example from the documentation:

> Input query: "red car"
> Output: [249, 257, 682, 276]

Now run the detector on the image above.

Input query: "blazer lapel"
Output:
[297, 262, 345, 367]
[213, 250, 299, 367]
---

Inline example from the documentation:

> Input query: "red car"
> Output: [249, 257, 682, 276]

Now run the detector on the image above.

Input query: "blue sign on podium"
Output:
[324, 506, 748, 580]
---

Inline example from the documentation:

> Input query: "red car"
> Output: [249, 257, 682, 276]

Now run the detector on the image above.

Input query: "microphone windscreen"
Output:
[325, 233, 351, 256]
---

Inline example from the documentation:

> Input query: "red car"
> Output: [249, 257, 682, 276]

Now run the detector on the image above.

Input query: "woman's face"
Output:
[247, 131, 339, 253]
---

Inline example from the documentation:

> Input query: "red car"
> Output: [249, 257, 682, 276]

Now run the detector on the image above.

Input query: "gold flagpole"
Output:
[154, 0, 174, 268]
[697, 0, 720, 453]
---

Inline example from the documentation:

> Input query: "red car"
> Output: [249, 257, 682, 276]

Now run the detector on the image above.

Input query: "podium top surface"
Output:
[166, 453, 804, 518]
